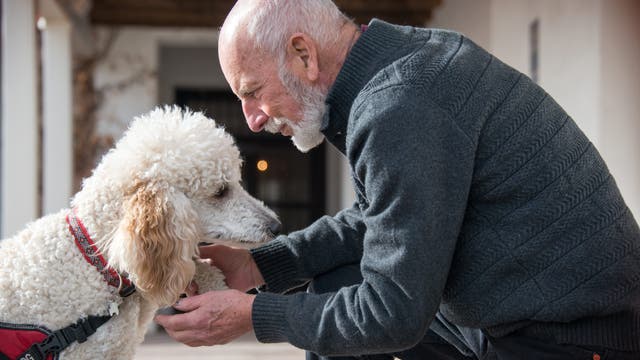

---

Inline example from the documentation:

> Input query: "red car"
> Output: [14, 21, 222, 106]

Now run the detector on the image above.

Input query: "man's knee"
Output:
[308, 263, 362, 294]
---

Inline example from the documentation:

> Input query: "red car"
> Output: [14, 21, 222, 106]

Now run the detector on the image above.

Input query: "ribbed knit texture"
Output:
[251, 292, 290, 343]
[250, 19, 640, 356]
[251, 238, 299, 293]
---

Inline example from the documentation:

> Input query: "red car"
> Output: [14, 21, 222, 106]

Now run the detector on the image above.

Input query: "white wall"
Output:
[429, 0, 640, 219]
[598, 0, 640, 219]
[429, 0, 492, 50]
[326, 145, 354, 214]
[1, 0, 39, 237]
[93, 27, 218, 139]
[532, 0, 601, 143]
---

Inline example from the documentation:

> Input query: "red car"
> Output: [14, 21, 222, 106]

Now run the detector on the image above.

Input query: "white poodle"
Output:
[0, 107, 279, 359]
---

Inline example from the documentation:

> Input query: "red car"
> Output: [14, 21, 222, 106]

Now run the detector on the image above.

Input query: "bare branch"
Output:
[54, 0, 95, 54]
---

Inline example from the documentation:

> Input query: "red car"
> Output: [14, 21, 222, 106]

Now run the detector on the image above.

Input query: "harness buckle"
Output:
[21, 328, 70, 360]
[64, 319, 88, 343]
[18, 316, 112, 360]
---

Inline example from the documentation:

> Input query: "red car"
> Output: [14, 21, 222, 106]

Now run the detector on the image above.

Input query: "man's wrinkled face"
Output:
[219, 41, 327, 152]
[270, 65, 327, 152]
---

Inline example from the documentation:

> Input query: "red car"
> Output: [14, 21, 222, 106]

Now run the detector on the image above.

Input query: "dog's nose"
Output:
[268, 221, 282, 236]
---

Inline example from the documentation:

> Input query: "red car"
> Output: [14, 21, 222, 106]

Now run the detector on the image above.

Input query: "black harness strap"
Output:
[17, 315, 111, 360]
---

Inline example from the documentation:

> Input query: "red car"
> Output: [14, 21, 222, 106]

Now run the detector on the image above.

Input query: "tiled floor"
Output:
[135, 330, 305, 360]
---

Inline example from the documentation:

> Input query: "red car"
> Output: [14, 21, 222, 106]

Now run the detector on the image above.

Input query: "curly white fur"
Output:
[0, 107, 278, 359]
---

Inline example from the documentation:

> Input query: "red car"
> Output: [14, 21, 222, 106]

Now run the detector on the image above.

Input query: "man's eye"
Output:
[213, 185, 228, 198]
[245, 86, 262, 98]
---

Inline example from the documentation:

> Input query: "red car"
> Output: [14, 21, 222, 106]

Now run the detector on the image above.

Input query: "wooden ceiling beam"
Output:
[90, 0, 441, 28]
[336, 0, 440, 12]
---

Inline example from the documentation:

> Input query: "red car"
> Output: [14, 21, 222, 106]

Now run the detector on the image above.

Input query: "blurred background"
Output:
[1, 0, 639, 358]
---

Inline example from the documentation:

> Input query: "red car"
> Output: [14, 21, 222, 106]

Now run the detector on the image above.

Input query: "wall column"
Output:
[1, 0, 39, 237]
[41, 4, 73, 214]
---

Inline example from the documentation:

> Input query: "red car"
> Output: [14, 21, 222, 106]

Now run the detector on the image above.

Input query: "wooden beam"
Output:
[90, 0, 234, 27]
[89, 0, 441, 28]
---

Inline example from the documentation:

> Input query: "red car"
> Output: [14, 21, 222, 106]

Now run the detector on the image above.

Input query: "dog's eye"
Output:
[213, 184, 228, 198]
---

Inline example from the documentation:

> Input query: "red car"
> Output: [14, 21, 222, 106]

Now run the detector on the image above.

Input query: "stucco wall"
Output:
[599, 0, 640, 219]
[429, 0, 492, 50]
[93, 27, 218, 139]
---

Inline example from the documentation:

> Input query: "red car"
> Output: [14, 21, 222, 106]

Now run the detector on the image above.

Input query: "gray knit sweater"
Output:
[250, 19, 640, 356]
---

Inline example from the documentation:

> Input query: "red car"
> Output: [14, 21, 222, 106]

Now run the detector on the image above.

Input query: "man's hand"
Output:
[155, 290, 255, 347]
[199, 244, 265, 292]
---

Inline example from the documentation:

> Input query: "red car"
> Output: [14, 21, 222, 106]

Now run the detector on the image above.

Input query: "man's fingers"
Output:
[155, 312, 194, 332]
[154, 295, 206, 331]
[173, 292, 204, 312]
[155, 290, 251, 347]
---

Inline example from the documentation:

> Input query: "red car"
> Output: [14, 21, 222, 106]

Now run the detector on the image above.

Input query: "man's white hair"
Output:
[245, 0, 351, 63]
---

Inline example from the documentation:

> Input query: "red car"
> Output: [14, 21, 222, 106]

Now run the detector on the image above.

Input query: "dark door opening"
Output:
[176, 89, 326, 234]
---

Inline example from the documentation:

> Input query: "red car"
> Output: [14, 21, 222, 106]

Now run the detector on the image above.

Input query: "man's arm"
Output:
[250, 202, 366, 293]
[251, 89, 476, 355]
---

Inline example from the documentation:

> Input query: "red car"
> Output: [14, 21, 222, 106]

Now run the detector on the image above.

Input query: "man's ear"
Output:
[286, 32, 319, 82]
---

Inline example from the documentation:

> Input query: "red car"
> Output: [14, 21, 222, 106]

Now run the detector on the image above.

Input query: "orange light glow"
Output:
[257, 160, 269, 172]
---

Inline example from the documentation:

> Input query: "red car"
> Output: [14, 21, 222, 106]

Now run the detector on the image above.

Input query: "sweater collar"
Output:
[321, 19, 413, 154]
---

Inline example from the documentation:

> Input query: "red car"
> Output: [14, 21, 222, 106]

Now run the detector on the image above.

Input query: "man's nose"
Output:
[242, 102, 269, 132]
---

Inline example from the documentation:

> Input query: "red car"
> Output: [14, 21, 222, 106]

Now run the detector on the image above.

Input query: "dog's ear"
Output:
[112, 181, 198, 306]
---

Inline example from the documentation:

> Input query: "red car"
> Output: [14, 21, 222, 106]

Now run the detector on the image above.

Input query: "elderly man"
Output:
[155, 1, 640, 359]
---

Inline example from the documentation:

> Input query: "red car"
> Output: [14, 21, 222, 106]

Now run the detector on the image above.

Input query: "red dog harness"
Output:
[0, 209, 135, 360]
[0, 323, 54, 360]
[66, 209, 135, 297]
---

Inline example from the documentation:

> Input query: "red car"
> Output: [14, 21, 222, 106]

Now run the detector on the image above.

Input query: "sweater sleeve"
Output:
[250, 203, 366, 293]
[251, 86, 477, 356]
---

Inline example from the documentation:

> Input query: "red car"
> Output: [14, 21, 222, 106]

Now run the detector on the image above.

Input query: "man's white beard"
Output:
[267, 67, 328, 153]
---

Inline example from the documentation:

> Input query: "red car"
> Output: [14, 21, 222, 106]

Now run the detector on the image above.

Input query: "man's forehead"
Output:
[228, 46, 277, 85]
[221, 32, 269, 69]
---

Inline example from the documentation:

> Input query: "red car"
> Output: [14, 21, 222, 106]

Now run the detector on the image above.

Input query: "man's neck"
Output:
[319, 22, 361, 91]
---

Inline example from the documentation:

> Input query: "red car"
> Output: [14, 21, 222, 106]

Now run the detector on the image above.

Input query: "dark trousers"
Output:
[305, 264, 639, 360]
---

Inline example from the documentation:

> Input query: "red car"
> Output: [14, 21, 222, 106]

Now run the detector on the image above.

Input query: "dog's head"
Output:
[94, 106, 280, 306]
